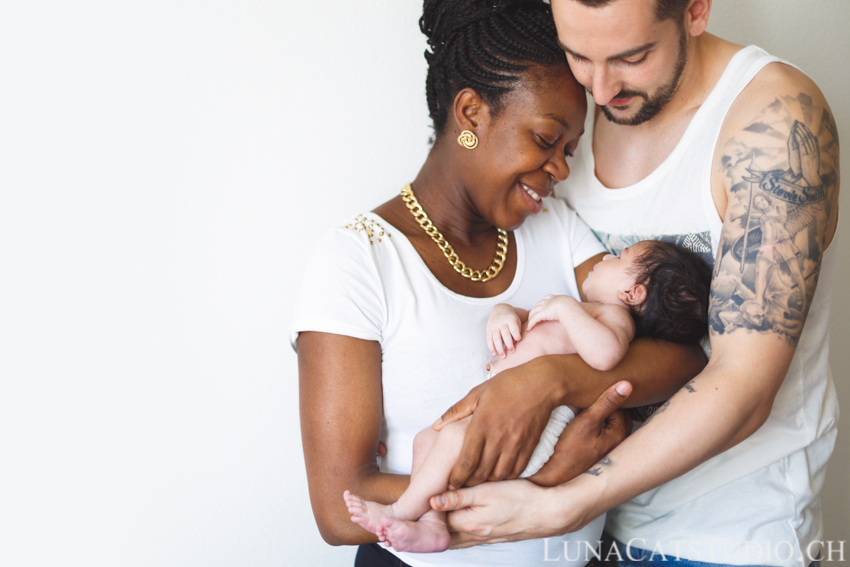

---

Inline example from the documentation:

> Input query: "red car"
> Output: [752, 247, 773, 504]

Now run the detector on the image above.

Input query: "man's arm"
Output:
[434, 64, 840, 545]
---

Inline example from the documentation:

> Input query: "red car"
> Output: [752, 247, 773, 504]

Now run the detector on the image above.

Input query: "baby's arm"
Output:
[527, 295, 635, 371]
[487, 303, 529, 359]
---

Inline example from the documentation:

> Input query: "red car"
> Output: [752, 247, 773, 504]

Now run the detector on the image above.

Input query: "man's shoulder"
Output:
[712, 57, 838, 211]
[721, 60, 828, 136]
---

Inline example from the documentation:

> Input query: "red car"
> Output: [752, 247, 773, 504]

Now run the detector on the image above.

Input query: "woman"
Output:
[292, 1, 703, 565]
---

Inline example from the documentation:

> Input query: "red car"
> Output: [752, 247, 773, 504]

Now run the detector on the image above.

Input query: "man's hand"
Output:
[431, 479, 561, 549]
[529, 381, 632, 487]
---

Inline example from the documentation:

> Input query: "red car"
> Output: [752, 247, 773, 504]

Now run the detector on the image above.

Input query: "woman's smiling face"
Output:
[463, 65, 587, 231]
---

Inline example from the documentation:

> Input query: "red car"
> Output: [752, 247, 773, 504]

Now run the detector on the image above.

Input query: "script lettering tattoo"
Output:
[684, 380, 697, 393]
[711, 93, 838, 345]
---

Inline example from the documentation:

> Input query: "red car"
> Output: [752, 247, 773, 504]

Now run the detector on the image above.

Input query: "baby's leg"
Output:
[394, 416, 470, 518]
[345, 417, 470, 552]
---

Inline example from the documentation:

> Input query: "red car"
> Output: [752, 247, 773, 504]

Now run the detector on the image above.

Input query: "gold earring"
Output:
[457, 130, 478, 150]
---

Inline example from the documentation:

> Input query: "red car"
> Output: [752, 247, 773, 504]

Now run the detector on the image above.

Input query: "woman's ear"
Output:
[452, 88, 487, 134]
[619, 283, 647, 307]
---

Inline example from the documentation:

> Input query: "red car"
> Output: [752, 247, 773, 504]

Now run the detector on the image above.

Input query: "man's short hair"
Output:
[570, 0, 690, 24]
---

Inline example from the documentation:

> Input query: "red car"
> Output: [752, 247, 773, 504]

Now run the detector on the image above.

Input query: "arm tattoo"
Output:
[711, 93, 839, 345]
[684, 380, 697, 393]
[583, 456, 613, 476]
[643, 401, 670, 425]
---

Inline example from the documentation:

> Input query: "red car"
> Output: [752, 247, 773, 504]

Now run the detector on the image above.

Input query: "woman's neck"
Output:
[409, 144, 497, 248]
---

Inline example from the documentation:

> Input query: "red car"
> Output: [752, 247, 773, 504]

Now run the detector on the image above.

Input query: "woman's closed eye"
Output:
[536, 134, 557, 149]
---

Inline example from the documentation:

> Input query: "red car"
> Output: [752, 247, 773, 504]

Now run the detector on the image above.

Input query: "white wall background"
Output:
[1, 2, 846, 566]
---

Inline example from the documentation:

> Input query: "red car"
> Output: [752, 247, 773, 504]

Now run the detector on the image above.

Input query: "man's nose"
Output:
[590, 66, 620, 106]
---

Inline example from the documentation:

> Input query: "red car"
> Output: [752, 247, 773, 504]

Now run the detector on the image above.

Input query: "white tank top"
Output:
[560, 46, 839, 566]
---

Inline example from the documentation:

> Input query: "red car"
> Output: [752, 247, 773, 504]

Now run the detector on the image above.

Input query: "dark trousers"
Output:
[354, 544, 413, 567]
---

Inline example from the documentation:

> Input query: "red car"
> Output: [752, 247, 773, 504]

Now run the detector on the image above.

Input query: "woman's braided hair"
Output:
[420, 0, 569, 137]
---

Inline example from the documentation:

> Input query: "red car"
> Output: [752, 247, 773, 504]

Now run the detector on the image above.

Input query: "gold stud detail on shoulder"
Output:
[344, 214, 392, 245]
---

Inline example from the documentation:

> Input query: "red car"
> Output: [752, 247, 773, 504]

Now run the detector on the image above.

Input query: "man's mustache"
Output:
[585, 88, 648, 102]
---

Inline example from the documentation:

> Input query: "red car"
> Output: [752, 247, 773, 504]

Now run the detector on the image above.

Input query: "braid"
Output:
[420, 0, 569, 137]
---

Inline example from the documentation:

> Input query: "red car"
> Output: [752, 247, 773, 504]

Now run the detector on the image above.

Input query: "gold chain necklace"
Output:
[400, 183, 508, 282]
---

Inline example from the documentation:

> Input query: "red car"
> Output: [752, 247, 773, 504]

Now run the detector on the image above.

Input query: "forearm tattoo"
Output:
[583, 456, 613, 477]
[711, 93, 839, 345]
[643, 400, 671, 425]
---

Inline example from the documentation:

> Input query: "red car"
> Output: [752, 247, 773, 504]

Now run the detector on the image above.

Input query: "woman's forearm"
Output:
[544, 338, 706, 408]
[308, 468, 410, 546]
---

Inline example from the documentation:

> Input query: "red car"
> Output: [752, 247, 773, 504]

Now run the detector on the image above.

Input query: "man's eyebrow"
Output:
[558, 40, 657, 62]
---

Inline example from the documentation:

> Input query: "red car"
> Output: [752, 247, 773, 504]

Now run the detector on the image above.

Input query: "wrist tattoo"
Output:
[583, 456, 613, 477]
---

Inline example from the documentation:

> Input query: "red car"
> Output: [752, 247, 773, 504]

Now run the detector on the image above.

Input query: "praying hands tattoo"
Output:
[711, 93, 838, 345]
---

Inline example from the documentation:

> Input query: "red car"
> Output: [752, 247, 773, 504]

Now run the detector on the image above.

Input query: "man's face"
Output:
[552, 0, 689, 126]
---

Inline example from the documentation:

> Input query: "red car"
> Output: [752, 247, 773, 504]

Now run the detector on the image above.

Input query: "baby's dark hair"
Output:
[420, 0, 570, 137]
[629, 240, 712, 344]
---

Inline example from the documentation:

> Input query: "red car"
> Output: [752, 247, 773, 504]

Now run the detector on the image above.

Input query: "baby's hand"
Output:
[527, 295, 577, 331]
[487, 304, 522, 358]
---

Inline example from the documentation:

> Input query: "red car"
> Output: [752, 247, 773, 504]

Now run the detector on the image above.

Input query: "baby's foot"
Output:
[381, 510, 451, 553]
[343, 490, 395, 536]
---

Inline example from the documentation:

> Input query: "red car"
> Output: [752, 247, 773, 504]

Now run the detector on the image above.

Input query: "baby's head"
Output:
[582, 240, 712, 344]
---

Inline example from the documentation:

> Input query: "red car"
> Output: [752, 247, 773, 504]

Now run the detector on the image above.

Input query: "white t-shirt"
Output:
[291, 198, 606, 567]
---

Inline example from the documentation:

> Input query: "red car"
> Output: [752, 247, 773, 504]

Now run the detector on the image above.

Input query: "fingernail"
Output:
[436, 495, 447, 508]
[433, 418, 442, 427]
[616, 382, 630, 395]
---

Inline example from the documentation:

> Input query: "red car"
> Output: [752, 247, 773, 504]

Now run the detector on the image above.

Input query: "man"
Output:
[430, 1, 840, 565]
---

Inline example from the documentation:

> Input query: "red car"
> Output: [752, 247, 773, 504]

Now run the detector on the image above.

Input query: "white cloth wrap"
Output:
[520, 405, 575, 478]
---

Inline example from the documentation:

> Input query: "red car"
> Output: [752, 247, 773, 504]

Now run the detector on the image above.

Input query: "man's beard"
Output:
[598, 31, 688, 126]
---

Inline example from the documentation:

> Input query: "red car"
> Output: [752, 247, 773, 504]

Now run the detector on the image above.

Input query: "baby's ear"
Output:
[619, 283, 647, 307]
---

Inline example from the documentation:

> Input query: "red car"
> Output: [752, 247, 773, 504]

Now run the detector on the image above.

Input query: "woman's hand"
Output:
[434, 363, 632, 488]
[430, 384, 631, 549]
[486, 304, 523, 358]
[433, 357, 566, 487]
